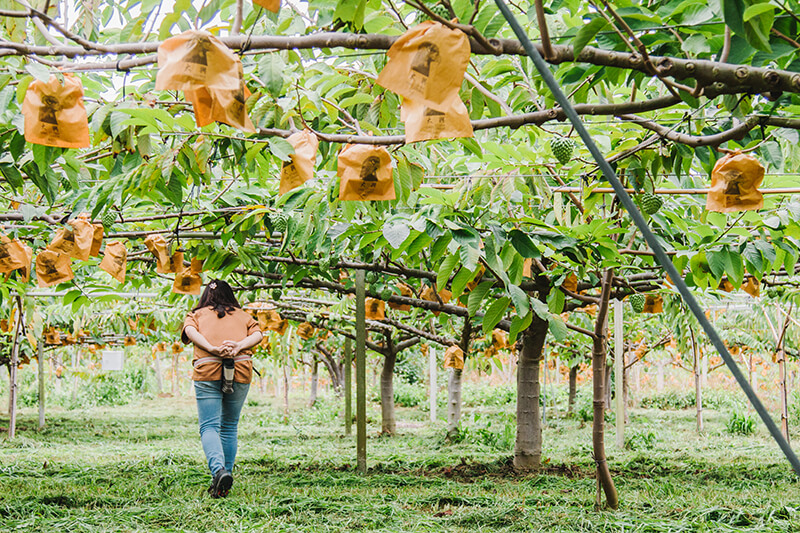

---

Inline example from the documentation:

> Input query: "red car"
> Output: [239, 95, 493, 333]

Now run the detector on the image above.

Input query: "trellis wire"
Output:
[495, 0, 800, 477]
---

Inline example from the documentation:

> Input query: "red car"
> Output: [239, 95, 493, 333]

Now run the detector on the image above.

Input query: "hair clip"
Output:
[209, 282, 217, 289]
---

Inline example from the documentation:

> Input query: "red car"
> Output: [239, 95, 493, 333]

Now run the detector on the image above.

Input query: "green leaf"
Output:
[742, 242, 764, 275]
[482, 297, 510, 334]
[743, 2, 774, 22]
[508, 284, 530, 316]
[548, 289, 565, 314]
[722, 0, 746, 35]
[269, 137, 294, 161]
[572, 17, 608, 58]
[706, 249, 727, 281]
[383, 223, 410, 249]
[459, 245, 481, 271]
[451, 266, 474, 299]
[509, 229, 540, 258]
[548, 315, 568, 342]
[723, 248, 744, 286]
[509, 312, 532, 343]
[258, 54, 286, 98]
[25, 63, 50, 83]
[436, 254, 459, 291]
[468, 280, 494, 317]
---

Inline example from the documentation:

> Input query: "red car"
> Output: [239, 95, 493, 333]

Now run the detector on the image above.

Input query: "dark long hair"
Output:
[193, 279, 241, 318]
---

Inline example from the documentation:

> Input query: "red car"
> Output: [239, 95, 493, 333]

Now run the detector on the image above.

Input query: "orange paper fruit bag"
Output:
[401, 97, 473, 143]
[280, 130, 319, 195]
[156, 30, 242, 92]
[0, 234, 29, 274]
[144, 234, 172, 272]
[706, 151, 765, 213]
[90, 224, 104, 257]
[35, 250, 74, 287]
[443, 345, 464, 370]
[377, 21, 470, 112]
[99, 241, 128, 283]
[47, 218, 94, 261]
[338, 144, 395, 201]
[22, 74, 90, 148]
[365, 298, 386, 320]
[173, 267, 202, 295]
[184, 77, 254, 132]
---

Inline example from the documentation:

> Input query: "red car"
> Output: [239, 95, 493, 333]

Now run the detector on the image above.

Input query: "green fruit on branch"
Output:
[269, 212, 289, 232]
[380, 288, 394, 301]
[101, 210, 116, 229]
[271, 289, 282, 300]
[419, 3, 451, 21]
[629, 293, 645, 313]
[549, 137, 575, 165]
[640, 193, 663, 215]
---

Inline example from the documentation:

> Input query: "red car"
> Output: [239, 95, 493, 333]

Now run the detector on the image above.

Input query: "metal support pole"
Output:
[614, 299, 624, 448]
[355, 270, 367, 473]
[344, 337, 352, 436]
[38, 336, 45, 430]
[429, 344, 437, 423]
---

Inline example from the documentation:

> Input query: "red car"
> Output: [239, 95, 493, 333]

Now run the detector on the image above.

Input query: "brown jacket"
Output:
[181, 306, 261, 383]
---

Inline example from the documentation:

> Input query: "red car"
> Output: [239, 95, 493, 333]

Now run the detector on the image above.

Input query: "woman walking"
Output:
[181, 279, 262, 498]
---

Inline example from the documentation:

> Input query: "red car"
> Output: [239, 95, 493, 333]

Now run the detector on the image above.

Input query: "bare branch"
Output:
[232, 0, 244, 35]
[617, 114, 761, 148]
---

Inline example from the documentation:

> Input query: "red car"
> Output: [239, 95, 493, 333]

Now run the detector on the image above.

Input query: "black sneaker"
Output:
[208, 468, 233, 498]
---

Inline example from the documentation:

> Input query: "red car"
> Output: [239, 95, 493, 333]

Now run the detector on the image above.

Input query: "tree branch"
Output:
[0, 32, 797, 97]
[617, 114, 761, 148]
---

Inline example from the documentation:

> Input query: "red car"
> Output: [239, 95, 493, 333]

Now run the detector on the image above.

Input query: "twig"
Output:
[464, 72, 513, 116]
[720, 26, 731, 63]
[534, 0, 554, 60]
[232, 0, 244, 35]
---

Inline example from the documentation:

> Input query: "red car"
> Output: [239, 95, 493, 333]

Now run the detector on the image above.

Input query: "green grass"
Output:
[1, 388, 800, 532]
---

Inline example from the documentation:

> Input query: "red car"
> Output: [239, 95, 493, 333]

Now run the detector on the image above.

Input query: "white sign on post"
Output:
[102, 350, 125, 371]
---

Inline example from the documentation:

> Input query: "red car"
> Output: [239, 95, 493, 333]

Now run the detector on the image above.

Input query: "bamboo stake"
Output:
[355, 270, 367, 473]
[344, 337, 352, 436]
[614, 299, 624, 448]
[8, 295, 22, 439]
[37, 335, 45, 430]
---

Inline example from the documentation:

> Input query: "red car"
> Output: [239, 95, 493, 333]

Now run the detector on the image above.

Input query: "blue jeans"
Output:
[194, 380, 250, 475]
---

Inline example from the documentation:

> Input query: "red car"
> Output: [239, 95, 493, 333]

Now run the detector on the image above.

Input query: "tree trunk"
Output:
[514, 313, 548, 470]
[446, 368, 462, 439]
[380, 347, 397, 435]
[568, 365, 578, 416]
[591, 269, 619, 510]
[309, 354, 318, 408]
[71, 347, 79, 404]
[604, 360, 613, 411]
[446, 318, 472, 440]
[153, 352, 163, 395]
[171, 352, 180, 396]
[316, 344, 343, 394]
